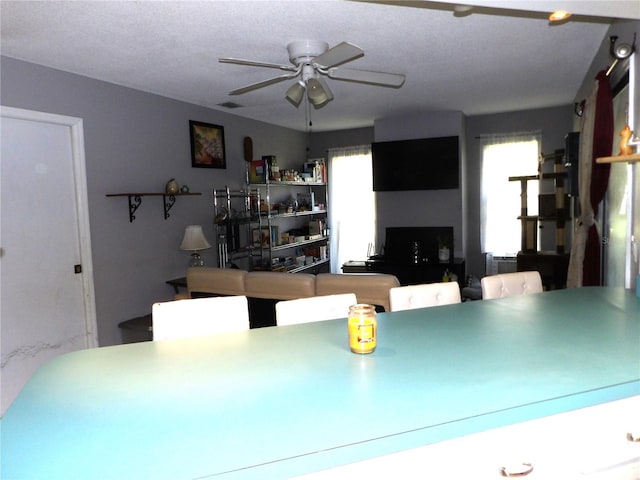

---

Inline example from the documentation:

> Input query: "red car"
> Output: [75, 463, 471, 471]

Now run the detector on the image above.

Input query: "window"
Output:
[480, 131, 541, 257]
[604, 83, 630, 287]
[328, 145, 376, 273]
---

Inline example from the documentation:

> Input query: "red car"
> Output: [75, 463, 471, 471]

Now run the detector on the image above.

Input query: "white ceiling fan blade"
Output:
[328, 67, 406, 88]
[219, 57, 297, 72]
[229, 73, 299, 95]
[313, 42, 364, 68]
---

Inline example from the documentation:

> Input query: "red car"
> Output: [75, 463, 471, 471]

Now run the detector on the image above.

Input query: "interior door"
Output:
[0, 106, 97, 416]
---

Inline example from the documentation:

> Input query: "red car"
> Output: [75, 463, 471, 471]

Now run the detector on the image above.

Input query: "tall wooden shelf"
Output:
[510, 149, 571, 290]
[596, 153, 640, 164]
[509, 150, 569, 254]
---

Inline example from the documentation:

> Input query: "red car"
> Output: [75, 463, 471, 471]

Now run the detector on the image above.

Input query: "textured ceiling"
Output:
[1, 1, 638, 131]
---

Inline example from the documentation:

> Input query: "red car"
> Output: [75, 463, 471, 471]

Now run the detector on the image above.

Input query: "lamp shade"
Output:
[285, 81, 305, 107]
[306, 77, 333, 108]
[180, 225, 211, 252]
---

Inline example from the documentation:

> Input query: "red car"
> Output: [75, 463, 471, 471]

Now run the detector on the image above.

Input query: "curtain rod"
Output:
[605, 59, 619, 77]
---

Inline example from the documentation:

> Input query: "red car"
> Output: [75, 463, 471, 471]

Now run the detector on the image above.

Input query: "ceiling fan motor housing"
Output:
[287, 40, 329, 66]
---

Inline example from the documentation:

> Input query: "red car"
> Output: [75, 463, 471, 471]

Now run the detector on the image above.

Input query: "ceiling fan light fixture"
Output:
[453, 4, 473, 16]
[221, 40, 404, 109]
[306, 77, 333, 108]
[285, 81, 305, 107]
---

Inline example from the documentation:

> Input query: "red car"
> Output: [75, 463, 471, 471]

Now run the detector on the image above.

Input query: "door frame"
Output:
[1, 106, 98, 348]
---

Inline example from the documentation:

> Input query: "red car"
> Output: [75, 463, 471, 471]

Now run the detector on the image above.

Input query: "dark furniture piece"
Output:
[384, 226, 453, 265]
[166, 277, 187, 294]
[343, 258, 465, 286]
[118, 314, 153, 343]
[517, 251, 570, 290]
[343, 226, 464, 286]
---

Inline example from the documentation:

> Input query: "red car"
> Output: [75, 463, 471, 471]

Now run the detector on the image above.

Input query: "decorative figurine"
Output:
[619, 124, 633, 156]
[166, 178, 179, 194]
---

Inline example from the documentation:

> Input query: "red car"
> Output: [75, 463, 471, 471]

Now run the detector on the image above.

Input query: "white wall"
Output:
[1, 56, 307, 346]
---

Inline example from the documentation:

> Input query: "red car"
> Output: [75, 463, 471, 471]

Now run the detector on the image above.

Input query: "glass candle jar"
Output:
[348, 304, 377, 354]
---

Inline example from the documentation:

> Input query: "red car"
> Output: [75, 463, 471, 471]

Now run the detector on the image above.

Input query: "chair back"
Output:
[276, 293, 357, 326]
[152, 295, 249, 341]
[480, 271, 543, 300]
[389, 282, 461, 312]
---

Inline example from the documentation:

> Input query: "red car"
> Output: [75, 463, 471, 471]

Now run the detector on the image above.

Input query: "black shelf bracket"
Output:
[128, 195, 142, 223]
[106, 192, 202, 222]
[163, 194, 176, 220]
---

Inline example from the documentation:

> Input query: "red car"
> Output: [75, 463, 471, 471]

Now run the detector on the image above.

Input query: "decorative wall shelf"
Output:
[596, 153, 640, 164]
[106, 192, 201, 222]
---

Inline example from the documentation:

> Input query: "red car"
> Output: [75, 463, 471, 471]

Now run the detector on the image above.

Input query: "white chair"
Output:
[275, 293, 357, 326]
[480, 271, 543, 300]
[389, 282, 461, 312]
[152, 295, 250, 341]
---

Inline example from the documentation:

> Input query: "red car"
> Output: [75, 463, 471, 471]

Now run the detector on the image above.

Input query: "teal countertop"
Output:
[2, 287, 639, 479]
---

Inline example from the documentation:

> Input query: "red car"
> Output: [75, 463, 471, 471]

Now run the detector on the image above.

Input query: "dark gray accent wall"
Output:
[1, 56, 307, 346]
[373, 111, 466, 261]
[313, 107, 573, 280]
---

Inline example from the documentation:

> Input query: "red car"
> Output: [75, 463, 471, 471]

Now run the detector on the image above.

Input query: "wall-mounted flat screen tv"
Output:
[372, 136, 459, 191]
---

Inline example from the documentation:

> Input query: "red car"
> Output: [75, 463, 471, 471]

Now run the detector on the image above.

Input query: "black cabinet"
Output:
[517, 252, 569, 290]
[343, 258, 465, 286]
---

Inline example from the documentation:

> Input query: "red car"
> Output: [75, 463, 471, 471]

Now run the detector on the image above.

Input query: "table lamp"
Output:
[180, 225, 211, 267]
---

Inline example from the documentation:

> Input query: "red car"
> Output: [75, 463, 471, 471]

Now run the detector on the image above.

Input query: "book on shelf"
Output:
[296, 192, 315, 211]
[249, 159, 267, 183]
[308, 219, 323, 236]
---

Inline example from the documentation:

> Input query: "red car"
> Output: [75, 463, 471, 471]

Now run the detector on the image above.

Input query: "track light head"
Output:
[609, 34, 636, 60]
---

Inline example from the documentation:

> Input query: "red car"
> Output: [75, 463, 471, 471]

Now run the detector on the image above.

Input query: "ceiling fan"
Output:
[219, 40, 406, 109]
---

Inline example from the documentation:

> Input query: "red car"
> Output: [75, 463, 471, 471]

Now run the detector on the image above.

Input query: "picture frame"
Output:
[252, 227, 271, 247]
[189, 120, 226, 169]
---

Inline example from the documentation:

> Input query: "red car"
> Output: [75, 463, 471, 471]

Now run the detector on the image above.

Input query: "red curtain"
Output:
[583, 71, 613, 286]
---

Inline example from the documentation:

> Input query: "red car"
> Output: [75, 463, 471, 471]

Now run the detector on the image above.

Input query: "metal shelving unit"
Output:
[249, 179, 329, 273]
[212, 186, 261, 269]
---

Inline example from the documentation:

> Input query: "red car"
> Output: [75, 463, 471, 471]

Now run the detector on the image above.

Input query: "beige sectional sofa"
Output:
[183, 267, 400, 327]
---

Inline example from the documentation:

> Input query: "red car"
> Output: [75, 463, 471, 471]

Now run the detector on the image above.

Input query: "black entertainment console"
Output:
[342, 226, 465, 286]
[342, 258, 465, 286]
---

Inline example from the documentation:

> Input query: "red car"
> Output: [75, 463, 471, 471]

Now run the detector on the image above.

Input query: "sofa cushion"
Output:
[315, 273, 400, 312]
[245, 271, 316, 300]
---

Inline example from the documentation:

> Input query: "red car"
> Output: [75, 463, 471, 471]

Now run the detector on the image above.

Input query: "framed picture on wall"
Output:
[189, 120, 226, 169]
